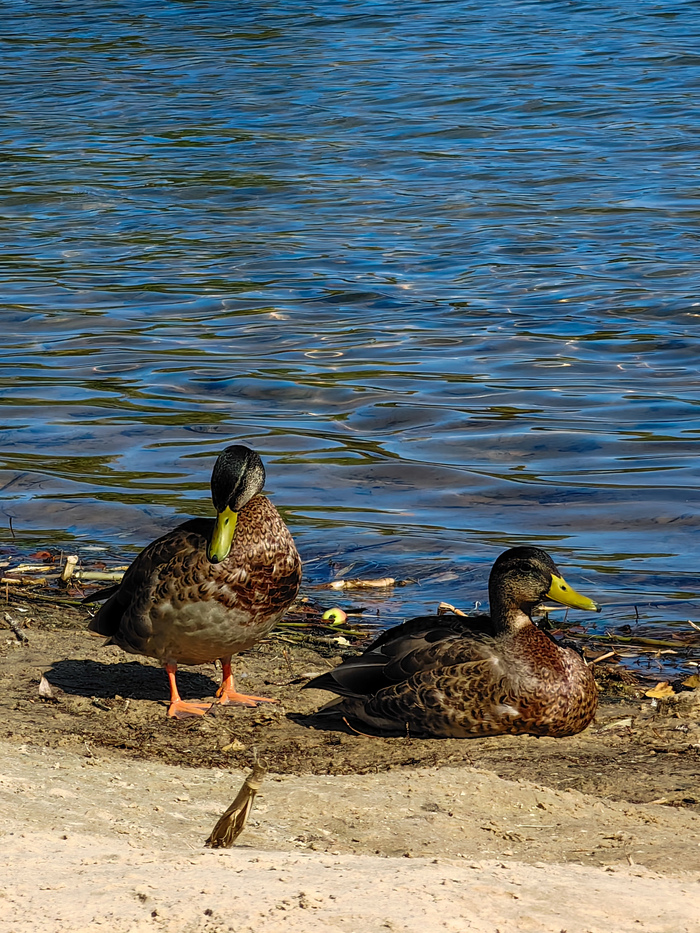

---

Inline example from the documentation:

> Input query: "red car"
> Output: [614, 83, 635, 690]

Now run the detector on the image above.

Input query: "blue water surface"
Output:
[1, 0, 700, 672]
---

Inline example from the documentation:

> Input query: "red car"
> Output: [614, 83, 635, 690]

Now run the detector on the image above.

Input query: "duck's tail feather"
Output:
[82, 583, 120, 604]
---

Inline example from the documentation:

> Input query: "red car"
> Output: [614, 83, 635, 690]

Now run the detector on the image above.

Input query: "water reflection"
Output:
[1, 1, 699, 676]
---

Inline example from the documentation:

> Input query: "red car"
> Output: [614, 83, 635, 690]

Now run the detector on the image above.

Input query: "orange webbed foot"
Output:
[215, 686, 277, 707]
[216, 659, 277, 708]
[164, 664, 213, 719]
[167, 698, 214, 719]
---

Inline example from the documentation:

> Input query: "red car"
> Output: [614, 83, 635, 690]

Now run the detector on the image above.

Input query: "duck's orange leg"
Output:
[165, 663, 213, 719]
[216, 657, 276, 707]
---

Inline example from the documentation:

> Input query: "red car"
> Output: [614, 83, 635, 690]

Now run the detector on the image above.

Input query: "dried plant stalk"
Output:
[38, 674, 57, 701]
[205, 759, 267, 848]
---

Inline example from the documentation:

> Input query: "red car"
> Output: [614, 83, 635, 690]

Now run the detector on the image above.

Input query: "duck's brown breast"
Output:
[93, 494, 301, 665]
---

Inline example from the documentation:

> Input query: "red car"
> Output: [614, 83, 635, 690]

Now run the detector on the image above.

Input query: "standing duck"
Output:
[87, 445, 302, 718]
[305, 546, 599, 738]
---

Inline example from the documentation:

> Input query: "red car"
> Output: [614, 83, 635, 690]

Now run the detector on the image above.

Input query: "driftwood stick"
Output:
[75, 570, 127, 582]
[1, 575, 49, 586]
[3, 613, 28, 643]
[60, 555, 79, 583]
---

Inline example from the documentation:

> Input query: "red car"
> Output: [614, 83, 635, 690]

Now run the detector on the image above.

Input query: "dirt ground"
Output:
[1, 590, 700, 931]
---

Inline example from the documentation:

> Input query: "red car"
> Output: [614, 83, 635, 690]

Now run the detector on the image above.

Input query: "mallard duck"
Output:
[304, 546, 599, 738]
[86, 445, 302, 718]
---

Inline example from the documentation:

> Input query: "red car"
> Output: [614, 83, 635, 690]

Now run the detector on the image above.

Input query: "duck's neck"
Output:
[488, 585, 535, 635]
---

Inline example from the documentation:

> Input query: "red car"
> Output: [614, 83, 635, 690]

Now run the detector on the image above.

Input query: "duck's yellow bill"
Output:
[208, 507, 238, 563]
[547, 573, 601, 613]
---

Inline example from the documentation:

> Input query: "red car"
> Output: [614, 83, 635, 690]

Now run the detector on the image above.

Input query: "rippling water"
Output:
[2, 1, 700, 673]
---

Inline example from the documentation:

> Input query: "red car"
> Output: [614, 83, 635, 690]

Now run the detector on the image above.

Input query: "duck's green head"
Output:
[489, 546, 601, 618]
[207, 445, 266, 563]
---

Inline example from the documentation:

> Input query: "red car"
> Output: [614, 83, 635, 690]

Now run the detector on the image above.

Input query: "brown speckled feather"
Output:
[338, 624, 597, 738]
[89, 495, 301, 666]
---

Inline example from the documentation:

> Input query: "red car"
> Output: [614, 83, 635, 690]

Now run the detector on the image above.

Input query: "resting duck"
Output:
[86, 444, 302, 718]
[305, 546, 599, 738]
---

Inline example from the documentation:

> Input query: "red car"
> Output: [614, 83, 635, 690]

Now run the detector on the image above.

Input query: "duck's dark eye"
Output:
[561, 585, 567, 590]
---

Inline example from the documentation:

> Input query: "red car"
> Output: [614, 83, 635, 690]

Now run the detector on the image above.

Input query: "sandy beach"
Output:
[1, 592, 699, 931]
[1, 739, 699, 933]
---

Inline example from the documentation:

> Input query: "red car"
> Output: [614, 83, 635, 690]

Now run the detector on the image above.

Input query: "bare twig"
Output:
[589, 650, 617, 665]
[342, 716, 376, 738]
[3, 613, 28, 643]
[438, 601, 468, 617]
[1, 575, 48, 587]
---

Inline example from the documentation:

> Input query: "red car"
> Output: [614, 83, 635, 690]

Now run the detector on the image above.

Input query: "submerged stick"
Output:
[205, 758, 267, 848]
[591, 633, 694, 650]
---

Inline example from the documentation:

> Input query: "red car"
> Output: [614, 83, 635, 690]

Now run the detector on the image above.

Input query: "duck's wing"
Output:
[366, 611, 493, 652]
[86, 519, 211, 642]
[304, 613, 494, 699]
[354, 651, 517, 736]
